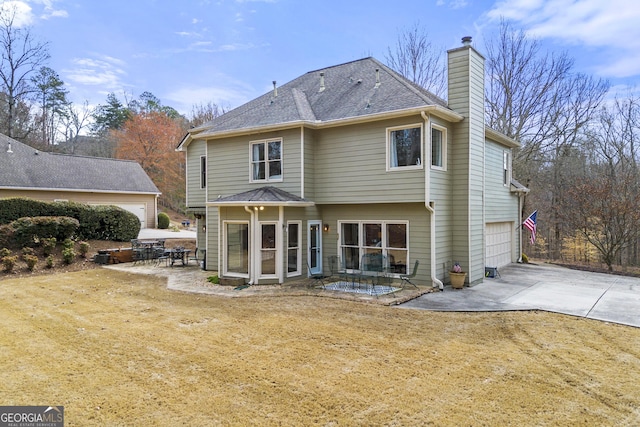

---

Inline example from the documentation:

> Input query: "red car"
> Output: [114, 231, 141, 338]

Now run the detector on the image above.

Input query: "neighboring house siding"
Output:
[186, 139, 207, 208]
[314, 117, 425, 204]
[0, 189, 157, 228]
[209, 128, 302, 199]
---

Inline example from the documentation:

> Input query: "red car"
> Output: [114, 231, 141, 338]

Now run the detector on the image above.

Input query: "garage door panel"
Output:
[486, 222, 512, 268]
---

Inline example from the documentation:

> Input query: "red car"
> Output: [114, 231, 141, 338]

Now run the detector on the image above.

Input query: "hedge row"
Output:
[0, 198, 140, 241]
[0, 216, 79, 247]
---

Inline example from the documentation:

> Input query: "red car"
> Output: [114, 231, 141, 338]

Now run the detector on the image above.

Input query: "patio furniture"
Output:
[400, 260, 419, 288]
[307, 260, 326, 287]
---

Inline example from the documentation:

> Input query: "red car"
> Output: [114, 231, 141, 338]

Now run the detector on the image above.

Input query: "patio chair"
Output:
[328, 255, 346, 280]
[400, 260, 419, 288]
[307, 260, 326, 288]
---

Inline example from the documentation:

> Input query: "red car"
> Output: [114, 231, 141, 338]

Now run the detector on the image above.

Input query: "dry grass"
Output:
[1, 269, 639, 426]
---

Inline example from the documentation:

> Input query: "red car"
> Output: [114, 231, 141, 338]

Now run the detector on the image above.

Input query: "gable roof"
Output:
[0, 135, 160, 194]
[209, 186, 314, 207]
[180, 57, 464, 146]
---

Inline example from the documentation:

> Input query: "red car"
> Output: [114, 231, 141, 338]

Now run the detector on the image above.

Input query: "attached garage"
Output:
[486, 222, 513, 268]
[111, 203, 147, 228]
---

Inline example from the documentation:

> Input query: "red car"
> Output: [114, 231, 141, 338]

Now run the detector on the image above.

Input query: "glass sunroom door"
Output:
[260, 223, 277, 278]
[308, 221, 322, 275]
[225, 222, 249, 276]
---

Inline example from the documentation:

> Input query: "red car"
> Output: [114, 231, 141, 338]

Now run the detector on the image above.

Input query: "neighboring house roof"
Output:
[0, 135, 160, 195]
[209, 186, 314, 207]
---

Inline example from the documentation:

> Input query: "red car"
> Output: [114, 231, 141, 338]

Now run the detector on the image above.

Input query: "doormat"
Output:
[323, 281, 401, 296]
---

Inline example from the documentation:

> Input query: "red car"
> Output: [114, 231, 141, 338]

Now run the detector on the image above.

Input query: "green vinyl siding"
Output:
[314, 118, 425, 204]
[208, 128, 303, 199]
[186, 139, 206, 208]
[485, 140, 518, 223]
[448, 45, 486, 284]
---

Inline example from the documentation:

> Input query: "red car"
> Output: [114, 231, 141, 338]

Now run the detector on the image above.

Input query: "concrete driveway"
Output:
[399, 262, 640, 328]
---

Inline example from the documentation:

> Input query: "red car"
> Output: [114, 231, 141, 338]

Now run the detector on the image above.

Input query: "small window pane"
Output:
[269, 161, 282, 179]
[288, 223, 299, 246]
[364, 223, 382, 247]
[253, 162, 265, 180]
[268, 141, 281, 160]
[341, 223, 359, 246]
[391, 127, 421, 167]
[262, 224, 276, 249]
[432, 128, 443, 167]
[387, 224, 407, 248]
[253, 144, 265, 161]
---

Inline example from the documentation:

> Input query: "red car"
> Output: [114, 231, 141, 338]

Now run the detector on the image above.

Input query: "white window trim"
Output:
[286, 220, 302, 277]
[503, 151, 511, 187]
[337, 220, 410, 276]
[200, 155, 207, 189]
[222, 220, 250, 279]
[249, 138, 283, 183]
[430, 124, 447, 171]
[386, 123, 424, 171]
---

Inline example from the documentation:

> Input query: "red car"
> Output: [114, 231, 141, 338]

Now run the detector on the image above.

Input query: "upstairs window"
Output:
[200, 155, 207, 188]
[251, 139, 282, 182]
[431, 125, 446, 170]
[503, 151, 510, 186]
[388, 125, 422, 170]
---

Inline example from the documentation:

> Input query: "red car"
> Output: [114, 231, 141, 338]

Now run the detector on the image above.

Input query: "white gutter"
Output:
[244, 206, 255, 285]
[300, 126, 305, 198]
[192, 106, 464, 142]
[422, 111, 444, 291]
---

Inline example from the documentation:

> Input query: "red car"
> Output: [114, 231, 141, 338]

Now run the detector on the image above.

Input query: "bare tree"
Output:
[0, 5, 49, 139]
[385, 22, 447, 99]
[485, 20, 609, 259]
[189, 101, 227, 128]
[59, 100, 94, 153]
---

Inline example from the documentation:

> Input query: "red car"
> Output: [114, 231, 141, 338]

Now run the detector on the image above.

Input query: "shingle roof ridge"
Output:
[368, 57, 449, 108]
[305, 57, 373, 75]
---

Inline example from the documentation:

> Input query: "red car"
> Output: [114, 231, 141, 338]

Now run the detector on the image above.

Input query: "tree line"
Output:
[387, 21, 639, 271]
[0, 6, 225, 213]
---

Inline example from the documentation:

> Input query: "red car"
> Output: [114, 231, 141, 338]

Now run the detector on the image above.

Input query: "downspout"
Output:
[300, 126, 305, 198]
[278, 206, 284, 284]
[244, 206, 255, 285]
[422, 111, 444, 290]
[517, 191, 524, 263]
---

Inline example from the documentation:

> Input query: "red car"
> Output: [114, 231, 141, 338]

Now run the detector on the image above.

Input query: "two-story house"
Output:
[177, 37, 527, 288]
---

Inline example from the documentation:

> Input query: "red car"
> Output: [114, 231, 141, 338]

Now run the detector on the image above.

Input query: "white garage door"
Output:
[486, 222, 513, 268]
[113, 204, 146, 228]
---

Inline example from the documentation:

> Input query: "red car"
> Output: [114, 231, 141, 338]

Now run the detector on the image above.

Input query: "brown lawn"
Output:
[1, 269, 639, 426]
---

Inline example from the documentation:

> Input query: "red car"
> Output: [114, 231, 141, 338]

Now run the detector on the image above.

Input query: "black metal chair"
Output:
[400, 260, 419, 288]
[307, 260, 326, 288]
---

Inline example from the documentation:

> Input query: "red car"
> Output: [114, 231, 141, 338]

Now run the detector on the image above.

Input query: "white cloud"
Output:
[0, 1, 34, 26]
[64, 55, 127, 89]
[486, 0, 640, 78]
[436, 0, 469, 8]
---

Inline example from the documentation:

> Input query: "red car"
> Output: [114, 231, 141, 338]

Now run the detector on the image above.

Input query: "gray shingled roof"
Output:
[0, 135, 160, 194]
[193, 57, 451, 135]
[211, 186, 314, 206]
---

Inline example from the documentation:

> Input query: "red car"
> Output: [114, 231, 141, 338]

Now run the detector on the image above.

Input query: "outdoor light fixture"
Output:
[323, 224, 329, 232]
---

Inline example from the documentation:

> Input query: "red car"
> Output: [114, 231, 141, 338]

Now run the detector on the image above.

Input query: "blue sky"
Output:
[6, 0, 640, 116]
